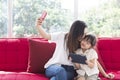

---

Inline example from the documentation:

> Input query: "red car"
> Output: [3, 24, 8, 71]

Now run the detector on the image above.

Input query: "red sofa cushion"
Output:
[97, 38, 120, 70]
[27, 39, 56, 73]
[0, 38, 29, 71]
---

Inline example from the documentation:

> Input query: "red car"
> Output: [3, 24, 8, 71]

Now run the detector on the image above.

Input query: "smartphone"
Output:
[40, 11, 47, 21]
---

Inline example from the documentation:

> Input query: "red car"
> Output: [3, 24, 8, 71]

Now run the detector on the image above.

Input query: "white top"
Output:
[75, 48, 99, 76]
[44, 32, 73, 68]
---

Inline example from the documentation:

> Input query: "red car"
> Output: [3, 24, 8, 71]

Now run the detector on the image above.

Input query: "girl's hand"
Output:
[108, 73, 114, 79]
[85, 60, 89, 64]
[105, 73, 114, 79]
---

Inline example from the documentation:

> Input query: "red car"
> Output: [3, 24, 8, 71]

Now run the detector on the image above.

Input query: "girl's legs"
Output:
[86, 74, 98, 80]
[77, 77, 85, 80]
[77, 75, 85, 80]
[45, 64, 67, 80]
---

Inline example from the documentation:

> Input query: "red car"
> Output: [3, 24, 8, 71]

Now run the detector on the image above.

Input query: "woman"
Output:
[36, 18, 87, 80]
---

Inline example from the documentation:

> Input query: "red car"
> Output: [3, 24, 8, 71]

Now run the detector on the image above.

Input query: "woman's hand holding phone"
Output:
[36, 11, 47, 28]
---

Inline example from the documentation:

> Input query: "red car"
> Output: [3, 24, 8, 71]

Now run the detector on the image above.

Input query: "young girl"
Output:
[74, 34, 99, 80]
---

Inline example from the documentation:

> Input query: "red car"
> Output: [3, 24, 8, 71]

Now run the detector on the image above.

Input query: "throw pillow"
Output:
[27, 39, 56, 73]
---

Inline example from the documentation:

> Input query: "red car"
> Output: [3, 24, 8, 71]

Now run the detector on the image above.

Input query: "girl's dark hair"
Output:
[83, 34, 96, 47]
[65, 20, 87, 53]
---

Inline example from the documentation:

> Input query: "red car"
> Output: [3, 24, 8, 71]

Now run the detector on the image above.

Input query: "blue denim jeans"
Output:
[45, 64, 76, 80]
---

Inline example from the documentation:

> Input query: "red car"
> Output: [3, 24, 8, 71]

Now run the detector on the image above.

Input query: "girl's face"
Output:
[80, 39, 92, 50]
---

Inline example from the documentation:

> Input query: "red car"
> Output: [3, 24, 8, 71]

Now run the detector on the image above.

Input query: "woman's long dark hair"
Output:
[65, 20, 87, 53]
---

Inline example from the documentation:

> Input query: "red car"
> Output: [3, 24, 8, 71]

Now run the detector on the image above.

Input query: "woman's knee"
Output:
[45, 65, 66, 77]
[56, 67, 66, 74]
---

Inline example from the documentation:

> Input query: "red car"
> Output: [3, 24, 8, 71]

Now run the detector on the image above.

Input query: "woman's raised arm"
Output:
[35, 18, 51, 40]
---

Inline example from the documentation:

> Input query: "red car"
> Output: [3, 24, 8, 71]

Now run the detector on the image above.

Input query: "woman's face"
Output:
[84, 28, 88, 36]
[82, 28, 88, 39]
[78, 28, 88, 42]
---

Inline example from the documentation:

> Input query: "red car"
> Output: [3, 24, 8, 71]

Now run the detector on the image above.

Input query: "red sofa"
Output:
[0, 38, 120, 80]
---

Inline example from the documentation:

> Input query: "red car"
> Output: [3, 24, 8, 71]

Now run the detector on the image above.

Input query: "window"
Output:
[0, 0, 120, 38]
